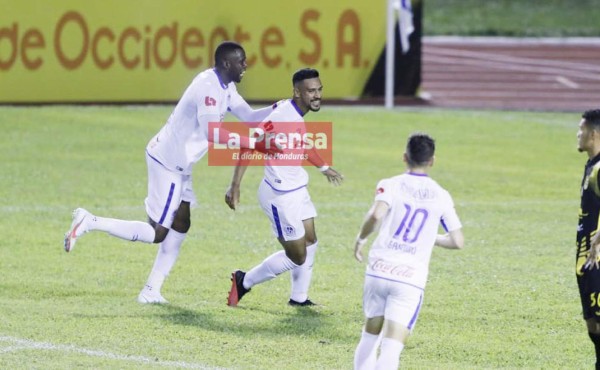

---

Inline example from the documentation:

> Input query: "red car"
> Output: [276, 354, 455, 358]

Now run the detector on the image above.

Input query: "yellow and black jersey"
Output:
[576, 153, 600, 275]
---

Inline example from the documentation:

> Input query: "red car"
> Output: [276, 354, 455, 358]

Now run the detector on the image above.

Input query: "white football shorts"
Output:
[362, 274, 424, 331]
[257, 179, 317, 241]
[144, 153, 196, 228]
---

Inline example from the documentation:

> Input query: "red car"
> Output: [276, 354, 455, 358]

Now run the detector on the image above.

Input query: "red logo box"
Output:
[208, 121, 333, 167]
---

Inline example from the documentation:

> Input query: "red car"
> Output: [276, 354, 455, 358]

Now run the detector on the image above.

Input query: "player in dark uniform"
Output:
[576, 109, 600, 369]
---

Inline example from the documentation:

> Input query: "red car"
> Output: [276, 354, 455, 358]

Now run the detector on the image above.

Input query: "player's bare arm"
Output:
[435, 228, 465, 249]
[321, 167, 344, 186]
[229, 101, 275, 122]
[354, 201, 389, 262]
[225, 151, 252, 210]
[304, 146, 343, 186]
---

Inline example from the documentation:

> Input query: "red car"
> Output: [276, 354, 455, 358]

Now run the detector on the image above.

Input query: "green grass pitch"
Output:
[0, 105, 589, 369]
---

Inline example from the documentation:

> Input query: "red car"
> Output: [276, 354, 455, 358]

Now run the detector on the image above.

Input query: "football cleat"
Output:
[288, 298, 318, 307]
[64, 208, 92, 253]
[227, 270, 250, 307]
[137, 286, 169, 304]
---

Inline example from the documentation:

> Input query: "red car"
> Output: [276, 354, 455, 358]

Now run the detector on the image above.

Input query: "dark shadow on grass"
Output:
[275, 306, 325, 335]
[157, 304, 336, 339]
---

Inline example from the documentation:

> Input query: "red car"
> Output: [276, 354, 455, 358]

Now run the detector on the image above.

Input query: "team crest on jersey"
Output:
[376, 187, 385, 194]
[284, 225, 296, 237]
[204, 96, 216, 106]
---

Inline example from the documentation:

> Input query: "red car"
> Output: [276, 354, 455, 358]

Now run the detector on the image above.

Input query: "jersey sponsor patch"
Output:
[204, 96, 216, 106]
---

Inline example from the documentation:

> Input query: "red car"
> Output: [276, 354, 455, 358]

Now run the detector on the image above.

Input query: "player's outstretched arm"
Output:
[201, 111, 279, 155]
[229, 99, 276, 122]
[304, 146, 343, 186]
[224, 150, 252, 211]
[354, 201, 389, 262]
[321, 167, 344, 186]
[435, 228, 464, 249]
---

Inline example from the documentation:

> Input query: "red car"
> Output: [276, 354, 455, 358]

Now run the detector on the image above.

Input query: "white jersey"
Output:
[367, 173, 462, 289]
[262, 99, 309, 192]
[146, 68, 248, 175]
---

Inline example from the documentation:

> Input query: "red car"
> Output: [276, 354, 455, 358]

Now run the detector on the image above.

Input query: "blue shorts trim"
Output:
[263, 179, 306, 193]
[271, 204, 284, 239]
[159, 183, 176, 224]
[365, 273, 424, 291]
[407, 293, 423, 329]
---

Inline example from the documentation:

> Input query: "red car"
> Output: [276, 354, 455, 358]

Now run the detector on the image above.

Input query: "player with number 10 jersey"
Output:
[367, 173, 462, 289]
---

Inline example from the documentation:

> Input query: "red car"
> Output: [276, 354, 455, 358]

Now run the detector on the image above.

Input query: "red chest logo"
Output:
[376, 187, 385, 194]
[205, 96, 216, 106]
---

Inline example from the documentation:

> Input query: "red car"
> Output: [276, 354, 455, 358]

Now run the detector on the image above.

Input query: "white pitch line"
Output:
[0, 344, 32, 354]
[424, 36, 600, 46]
[425, 46, 600, 74]
[555, 76, 580, 89]
[424, 54, 600, 82]
[0, 336, 226, 370]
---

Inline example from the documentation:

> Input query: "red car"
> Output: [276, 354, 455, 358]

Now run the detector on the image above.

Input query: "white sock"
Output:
[290, 242, 317, 302]
[354, 331, 380, 370]
[89, 215, 155, 243]
[375, 338, 404, 370]
[144, 229, 186, 292]
[243, 250, 299, 289]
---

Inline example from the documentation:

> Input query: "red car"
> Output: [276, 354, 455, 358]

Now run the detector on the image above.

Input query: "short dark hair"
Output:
[214, 41, 243, 64]
[406, 133, 435, 167]
[292, 68, 319, 86]
[583, 109, 600, 129]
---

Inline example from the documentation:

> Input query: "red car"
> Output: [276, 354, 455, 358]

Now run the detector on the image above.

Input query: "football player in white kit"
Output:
[64, 41, 278, 304]
[225, 68, 343, 307]
[353, 133, 464, 369]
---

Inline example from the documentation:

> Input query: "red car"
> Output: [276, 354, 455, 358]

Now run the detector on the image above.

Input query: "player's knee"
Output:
[153, 226, 169, 243]
[365, 316, 384, 335]
[286, 250, 306, 265]
[171, 217, 191, 233]
[281, 238, 307, 265]
[305, 236, 317, 246]
[292, 255, 306, 265]
[148, 217, 167, 243]
[587, 319, 600, 334]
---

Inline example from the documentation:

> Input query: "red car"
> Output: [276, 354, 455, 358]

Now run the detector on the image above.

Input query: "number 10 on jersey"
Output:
[393, 204, 429, 243]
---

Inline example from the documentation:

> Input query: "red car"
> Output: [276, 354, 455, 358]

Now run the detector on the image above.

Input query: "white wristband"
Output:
[319, 165, 330, 172]
[356, 235, 368, 245]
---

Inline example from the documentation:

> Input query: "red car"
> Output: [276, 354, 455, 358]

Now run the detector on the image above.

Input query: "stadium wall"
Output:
[0, 1, 419, 104]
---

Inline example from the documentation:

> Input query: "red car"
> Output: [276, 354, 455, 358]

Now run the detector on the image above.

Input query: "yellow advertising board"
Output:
[0, 1, 386, 103]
